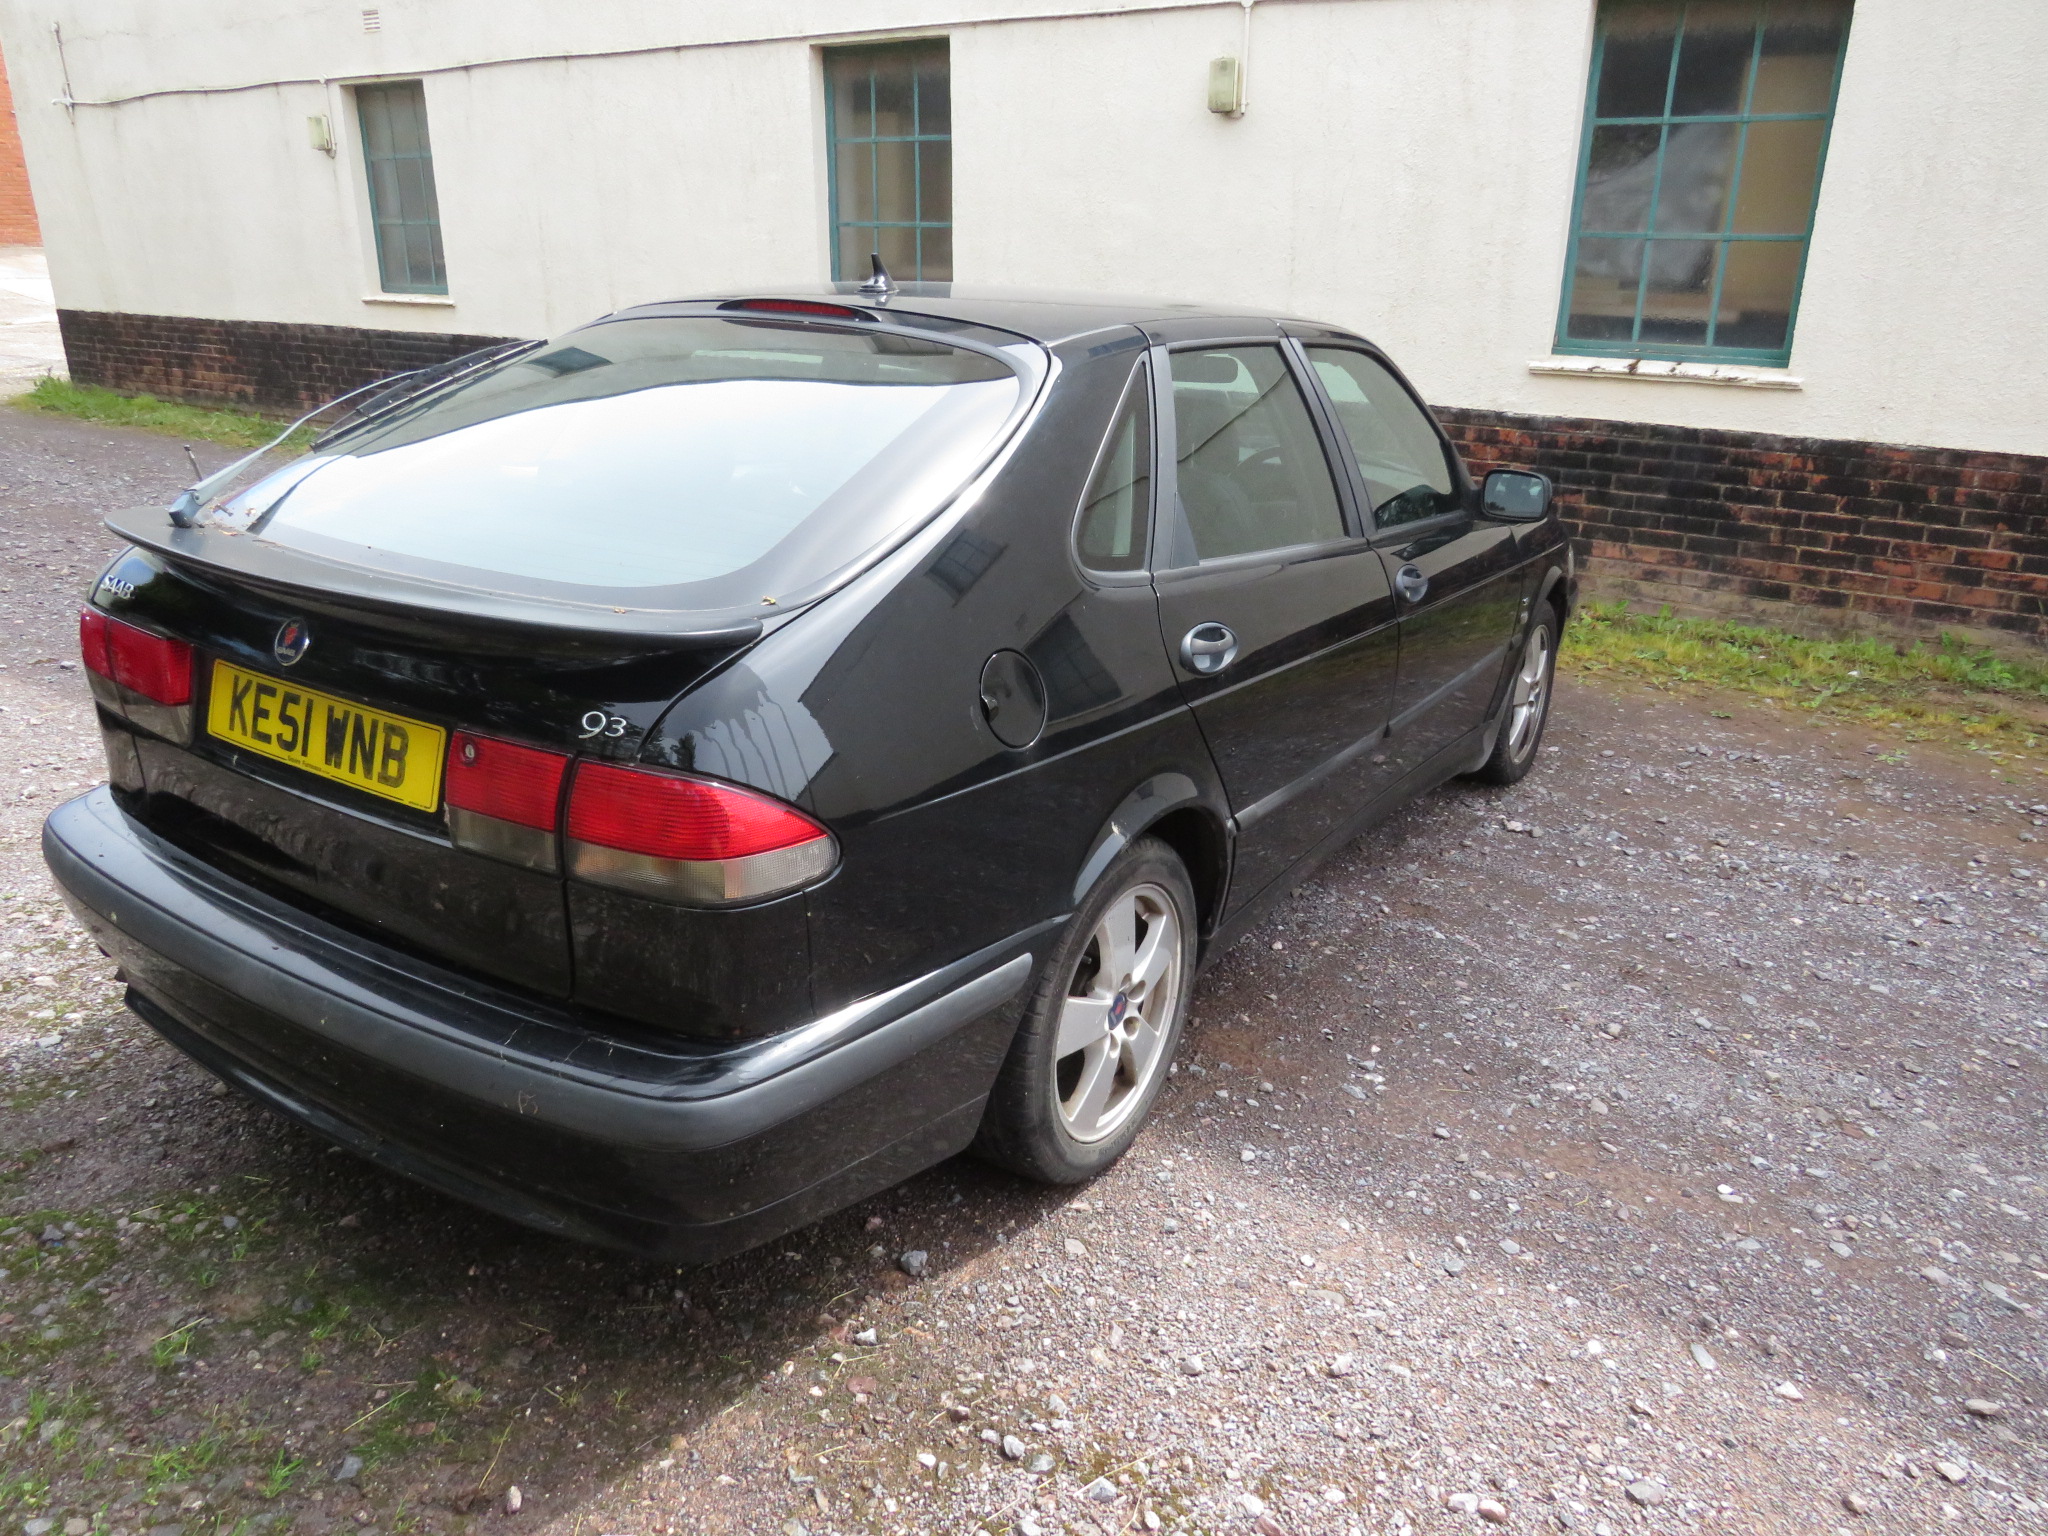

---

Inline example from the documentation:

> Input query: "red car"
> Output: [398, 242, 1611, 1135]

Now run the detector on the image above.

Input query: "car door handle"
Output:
[1179, 622, 1239, 675]
[1394, 563, 1429, 604]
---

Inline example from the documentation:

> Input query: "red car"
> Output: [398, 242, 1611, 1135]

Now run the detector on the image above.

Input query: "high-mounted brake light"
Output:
[444, 731, 570, 873]
[80, 607, 195, 741]
[565, 762, 837, 906]
[717, 298, 870, 321]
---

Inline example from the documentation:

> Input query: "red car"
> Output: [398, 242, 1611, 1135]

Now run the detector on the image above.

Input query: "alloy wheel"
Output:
[1505, 622, 1553, 761]
[1052, 882, 1184, 1144]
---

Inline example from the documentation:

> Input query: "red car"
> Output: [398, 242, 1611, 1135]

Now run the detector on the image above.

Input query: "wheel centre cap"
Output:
[1108, 992, 1130, 1029]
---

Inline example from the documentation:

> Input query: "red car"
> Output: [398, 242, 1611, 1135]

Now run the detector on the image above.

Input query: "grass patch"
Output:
[143, 1429, 227, 1499]
[259, 1449, 306, 1500]
[1562, 601, 2048, 769]
[150, 1320, 200, 1373]
[8, 377, 304, 451]
[351, 1364, 467, 1467]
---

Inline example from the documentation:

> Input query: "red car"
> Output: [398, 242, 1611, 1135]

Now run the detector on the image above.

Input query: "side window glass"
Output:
[1305, 348, 1459, 528]
[1169, 346, 1344, 561]
[1075, 368, 1152, 572]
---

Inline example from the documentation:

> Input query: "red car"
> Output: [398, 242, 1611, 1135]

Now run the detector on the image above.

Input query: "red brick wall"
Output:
[0, 39, 40, 244]
[1438, 407, 2048, 650]
[57, 308, 522, 413]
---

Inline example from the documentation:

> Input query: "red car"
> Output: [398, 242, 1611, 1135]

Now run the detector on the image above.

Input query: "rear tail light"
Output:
[444, 731, 570, 872]
[80, 607, 195, 742]
[565, 761, 837, 905]
[79, 608, 112, 674]
[441, 742, 834, 903]
[108, 623, 195, 705]
[79, 609, 118, 709]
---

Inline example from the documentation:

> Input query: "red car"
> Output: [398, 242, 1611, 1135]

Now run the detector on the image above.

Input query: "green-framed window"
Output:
[1557, 1, 1852, 366]
[825, 41, 952, 283]
[357, 80, 447, 295]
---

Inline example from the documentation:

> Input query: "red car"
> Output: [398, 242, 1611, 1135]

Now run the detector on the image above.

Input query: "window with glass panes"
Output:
[825, 41, 951, 283]
[1557, 1, 1851, 365]
[356, 80, 447, 295]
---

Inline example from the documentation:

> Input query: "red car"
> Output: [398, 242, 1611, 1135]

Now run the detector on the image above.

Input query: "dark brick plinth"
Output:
[56, 308, 526, 415]
[1436, 407, 2048, 649]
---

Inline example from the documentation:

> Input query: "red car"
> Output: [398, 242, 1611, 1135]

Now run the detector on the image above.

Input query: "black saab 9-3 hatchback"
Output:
[44, 283, 1572, 1259]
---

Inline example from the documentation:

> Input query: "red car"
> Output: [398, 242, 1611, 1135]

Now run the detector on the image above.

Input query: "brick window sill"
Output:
[363, 293, 456, 308]
[1529, 356, 1802, 391]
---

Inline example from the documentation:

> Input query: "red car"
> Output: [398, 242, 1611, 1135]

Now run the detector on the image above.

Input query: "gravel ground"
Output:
[1, 406, 2044, 1536]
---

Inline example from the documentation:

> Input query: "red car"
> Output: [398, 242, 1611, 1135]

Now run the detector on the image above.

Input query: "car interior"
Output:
[1171, 345, 1345, 559]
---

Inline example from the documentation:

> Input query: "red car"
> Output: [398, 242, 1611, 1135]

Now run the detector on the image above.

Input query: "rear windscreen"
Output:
[240, 316, 1026, 599]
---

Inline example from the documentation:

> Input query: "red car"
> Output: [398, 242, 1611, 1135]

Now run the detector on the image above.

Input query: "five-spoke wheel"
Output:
[1472, 609, 1558, 785]
[1504, 620, 1552, 761]
[975, 838, 1196, 1182]
[1052, 881, 1183, 1144]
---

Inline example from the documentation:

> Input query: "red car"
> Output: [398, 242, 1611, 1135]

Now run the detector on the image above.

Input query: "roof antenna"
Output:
[859, 253, 895, 298]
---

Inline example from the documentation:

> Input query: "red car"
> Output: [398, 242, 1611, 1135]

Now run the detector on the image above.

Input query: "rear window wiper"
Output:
[310, 339, 545, 448]
[167, 339, 543, 528]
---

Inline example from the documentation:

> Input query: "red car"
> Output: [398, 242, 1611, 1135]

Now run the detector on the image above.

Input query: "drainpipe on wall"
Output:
[50, 22, 76, 119]
[1239, 0, 1254, 113]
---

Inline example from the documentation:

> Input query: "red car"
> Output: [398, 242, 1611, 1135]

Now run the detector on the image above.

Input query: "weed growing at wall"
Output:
[1562, 601, 2048, 770]
[7, 378, 298, 450]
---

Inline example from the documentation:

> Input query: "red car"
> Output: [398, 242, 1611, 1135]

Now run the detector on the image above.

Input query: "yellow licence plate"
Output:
[205, 659, 446, 813]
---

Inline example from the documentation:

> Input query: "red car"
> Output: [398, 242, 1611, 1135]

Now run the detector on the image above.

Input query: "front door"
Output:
[1150, 341, 1401, 911]
[1300, 345, 1524, 774]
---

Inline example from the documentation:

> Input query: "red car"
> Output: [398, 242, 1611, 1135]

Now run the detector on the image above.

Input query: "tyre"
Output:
[974, 837, 1197, 1183]
[1471, 608, 1558, 785]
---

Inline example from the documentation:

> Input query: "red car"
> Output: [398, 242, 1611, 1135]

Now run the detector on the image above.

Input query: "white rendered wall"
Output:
[0, 0, 2042, 455]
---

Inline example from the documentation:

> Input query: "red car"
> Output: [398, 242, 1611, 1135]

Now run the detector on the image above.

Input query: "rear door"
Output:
[1298, 343, 1523, 774]
[1149, 339, 1400, 911]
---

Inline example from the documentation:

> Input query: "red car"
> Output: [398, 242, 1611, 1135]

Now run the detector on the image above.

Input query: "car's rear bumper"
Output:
[43, 787, 1039, 1261]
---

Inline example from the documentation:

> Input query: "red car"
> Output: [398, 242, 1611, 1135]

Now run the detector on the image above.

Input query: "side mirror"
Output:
[1481, 469, 1553, 522]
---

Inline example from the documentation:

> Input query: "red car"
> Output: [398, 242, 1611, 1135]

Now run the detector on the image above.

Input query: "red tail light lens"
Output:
[444, 732, 570, 873]
[447, 732, 568, 828]
[106, 620, 195, 705]
[565, 763, 836, 905]
[80, 607, 195, 742]
[568, 763, 824, 859]
[441, 739, 839, 900]
[79, 608, 113, 679]
[718, 298, 869, 320]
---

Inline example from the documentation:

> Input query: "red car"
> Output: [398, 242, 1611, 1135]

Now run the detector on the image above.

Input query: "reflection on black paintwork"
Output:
[522, 346, 611, 377]
[1026, 609, 1121, 721]
[673, 666, 835, 805]
[1386, 521, 1524, 765]
[925, 527, 1006, 601]
[136, 740, 575, 997]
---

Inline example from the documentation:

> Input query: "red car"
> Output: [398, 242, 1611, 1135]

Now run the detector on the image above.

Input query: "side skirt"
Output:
[1199, 721, 1492, 966]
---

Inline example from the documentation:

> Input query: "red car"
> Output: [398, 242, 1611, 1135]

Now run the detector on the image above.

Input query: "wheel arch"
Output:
[1533, 557, 1573, 630]
[1071, 772, 1231, 943]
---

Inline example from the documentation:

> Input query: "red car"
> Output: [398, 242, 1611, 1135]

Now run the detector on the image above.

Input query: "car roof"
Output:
[613, 284, 1328, 348]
